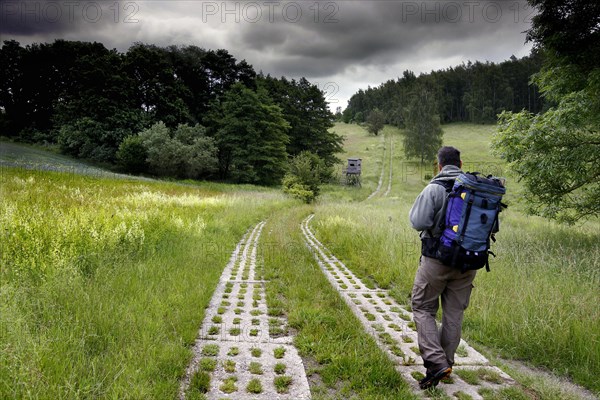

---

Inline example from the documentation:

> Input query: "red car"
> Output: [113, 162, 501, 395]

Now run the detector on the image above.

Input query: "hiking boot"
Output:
[418, 366, 452, 390]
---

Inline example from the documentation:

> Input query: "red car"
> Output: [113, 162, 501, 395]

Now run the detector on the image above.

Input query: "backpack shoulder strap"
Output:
[430, 179, 454, 193]
[426, 179, 456, 237]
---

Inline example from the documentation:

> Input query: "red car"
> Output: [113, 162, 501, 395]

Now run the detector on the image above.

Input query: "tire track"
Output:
[366, 135, 386, 200]
[383, 136, 393, 197]
[301, 215, 516, 399]
[180, 222, 311, 399]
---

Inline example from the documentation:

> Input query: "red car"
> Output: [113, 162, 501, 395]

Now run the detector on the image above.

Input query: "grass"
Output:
[201, 344, 220, 357]
[223, 359, 236, 373]
[274, 362, 286, 375]
[226, 347, 239, 357]
[219, 376, 237, 393]
[274, 376, 293, 394]
[188, 370, 211, 395]
[199, 358, 217, 372]
[248, 361, 263, 375]
[246, 378, 262, 394]
[311, 122, 600, 396]
[454, 368, 503, 385]
[3, 123, 599, 398]
[0, 166, 292, 399]
[262, 206, 418, 399]
[250, 347, 262, 358]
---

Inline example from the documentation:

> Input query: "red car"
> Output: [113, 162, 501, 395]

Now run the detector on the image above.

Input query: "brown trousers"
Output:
[411, 255, 476, 373]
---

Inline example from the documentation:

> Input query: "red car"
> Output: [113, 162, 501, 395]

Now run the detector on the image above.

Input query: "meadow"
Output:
[314, 123, 600, 396]
[0, 162, 293, 398]
[1, 123, 599, 399]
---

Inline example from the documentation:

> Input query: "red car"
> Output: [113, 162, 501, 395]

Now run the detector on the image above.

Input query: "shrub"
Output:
[117, 135, 148, 173]
[282, 151, 331, 203]
[138, 122, 218, 179]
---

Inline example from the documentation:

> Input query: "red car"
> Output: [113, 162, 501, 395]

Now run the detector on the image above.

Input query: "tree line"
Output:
[341, 52, 546, 126]
[0, 40, 342, 186]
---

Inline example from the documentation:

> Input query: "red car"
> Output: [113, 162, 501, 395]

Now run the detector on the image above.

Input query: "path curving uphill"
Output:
[301, 215, 516, 399]
[180, 222, 311, 399]
[383, 136, 394, 197]
[366, 135, 386, 200]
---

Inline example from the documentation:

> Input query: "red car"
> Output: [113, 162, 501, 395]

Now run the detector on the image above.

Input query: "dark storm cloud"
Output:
[0, 0, 140, 40]
[228, 0, 532, 77]
[0, 0, 534, 106]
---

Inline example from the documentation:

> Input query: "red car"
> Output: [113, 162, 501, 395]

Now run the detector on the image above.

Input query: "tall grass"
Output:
[261, 206, 418, 400]
[313, 123, 600, 395]
[0, 167, 292, 398]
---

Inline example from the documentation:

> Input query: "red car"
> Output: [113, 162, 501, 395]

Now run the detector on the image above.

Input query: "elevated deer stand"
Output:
[343, 158, 362, 187]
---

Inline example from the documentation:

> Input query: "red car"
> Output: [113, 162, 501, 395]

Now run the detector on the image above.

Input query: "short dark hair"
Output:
[438, 146, 461, 167]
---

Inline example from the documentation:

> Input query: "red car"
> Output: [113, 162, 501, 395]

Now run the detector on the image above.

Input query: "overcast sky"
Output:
[1, 0, 535, 110]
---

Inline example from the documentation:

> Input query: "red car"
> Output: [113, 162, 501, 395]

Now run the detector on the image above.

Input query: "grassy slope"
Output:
[0, 166, 293, 399]
[2, 129, 599, 398]
[313, 122, 600, 396]
[262, 206, 418, 400]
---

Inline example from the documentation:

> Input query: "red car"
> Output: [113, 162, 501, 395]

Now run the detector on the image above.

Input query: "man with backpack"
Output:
[409, 146, 465, 389]
[408, 146, 506, 390]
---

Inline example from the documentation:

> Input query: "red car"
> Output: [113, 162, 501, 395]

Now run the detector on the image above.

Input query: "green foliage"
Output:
[492, 57, 600, 223]
[257, 76, 342, 167]
[366, 108, 385, 136]
[58, 117, 124, 162]
[139, 122, 218, 179]
[248, 361, 263, 374]
[526, 0, 600, 73]
[403, 87, 443, 163]
[274, 363, 286, 375]
[343, 55, 545, 126]
[116, 135, 148, 173]
[201, 344, 220, 357]
[282, 151, 331, 203]
[199, 358, 217, 372]
[213, 83, 290, 185]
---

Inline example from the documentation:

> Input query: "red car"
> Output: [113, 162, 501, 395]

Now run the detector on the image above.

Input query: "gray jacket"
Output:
[409, 165, 462, 238]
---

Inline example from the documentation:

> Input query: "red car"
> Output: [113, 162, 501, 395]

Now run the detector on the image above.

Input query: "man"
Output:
[409, 146, 476, 390]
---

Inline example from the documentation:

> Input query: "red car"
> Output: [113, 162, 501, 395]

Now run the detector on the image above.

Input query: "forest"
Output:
[0, 40, 341, 185]
[341, 51, 546, 126]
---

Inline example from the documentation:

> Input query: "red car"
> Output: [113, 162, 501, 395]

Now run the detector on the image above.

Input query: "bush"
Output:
[282, 151, 330, 203]
[138, 122, 218, 179]
[282, 175, 315, 204]
[116, 135, 148, 173]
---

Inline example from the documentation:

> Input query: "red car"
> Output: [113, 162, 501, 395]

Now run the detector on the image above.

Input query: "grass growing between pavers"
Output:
[261, 206, 418, 400]
[311, 123, 600, 397]
[0, 167, 293, 399]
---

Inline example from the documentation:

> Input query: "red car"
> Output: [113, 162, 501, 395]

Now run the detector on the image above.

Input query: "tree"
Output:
[213, 84, 290, 185]
[282, 152, 329, 203]
[366, 108, 385, 136]
[257, 76, 342, 167]
[492, 0, 600, 223]
[402, 87, 443, 163]
[526, 0, 600, 73]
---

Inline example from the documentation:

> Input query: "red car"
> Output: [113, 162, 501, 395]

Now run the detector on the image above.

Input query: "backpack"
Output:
[432, 173, 507, 272]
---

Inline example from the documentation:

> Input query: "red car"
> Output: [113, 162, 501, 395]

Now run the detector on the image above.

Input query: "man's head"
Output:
[437, 146, 462, 170]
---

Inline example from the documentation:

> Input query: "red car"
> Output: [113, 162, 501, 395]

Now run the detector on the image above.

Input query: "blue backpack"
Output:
[433, 173, 507, 272]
